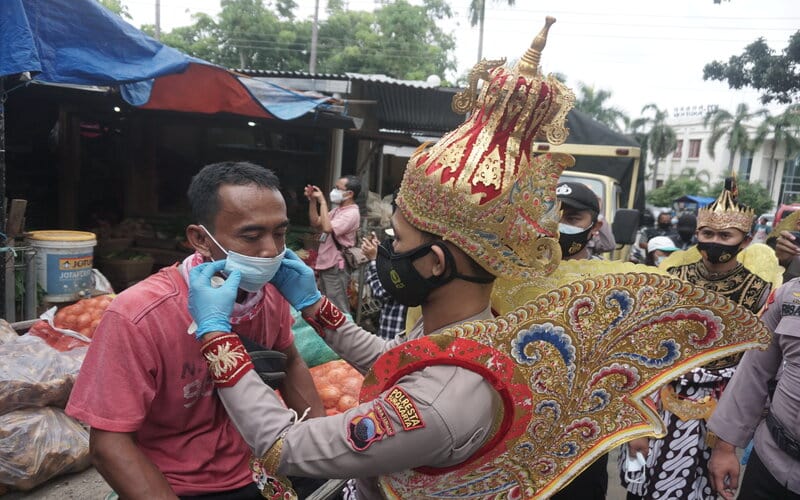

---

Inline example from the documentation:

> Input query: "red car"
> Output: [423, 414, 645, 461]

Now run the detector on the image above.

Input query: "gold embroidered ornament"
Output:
[396, 17, 576, 281]
[697, 177, 755, 233]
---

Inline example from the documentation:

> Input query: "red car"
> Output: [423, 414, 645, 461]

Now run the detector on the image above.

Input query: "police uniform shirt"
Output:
[708, 278, 800, 493]
[217, 307, 501, 500]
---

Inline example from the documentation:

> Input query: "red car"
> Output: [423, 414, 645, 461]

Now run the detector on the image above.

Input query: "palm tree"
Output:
[574, 82, 630, 132]
[632, 104, 678, 190]
[753, 104, 800, 194]
[468, 0, 515, 62]
[704, 103, 768, 175]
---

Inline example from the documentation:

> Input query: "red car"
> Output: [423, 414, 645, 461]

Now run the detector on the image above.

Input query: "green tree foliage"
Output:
[146, 13, 223, 64]
[703, 31, 800, 105]
[708, 179, 774, 215]
[573, 82, 629, 132]
[754, 104, 800, 193]
[149, 0, 456, 78]
[632, 104, 677, 190]
[646, 175, 710, 208]
[96, 0, 131, 19]
[316, 0, 455, 79]
[704, 103, 768, 172]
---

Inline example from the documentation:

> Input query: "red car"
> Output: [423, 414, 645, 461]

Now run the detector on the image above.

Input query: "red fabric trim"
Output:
[200, 333, 254, 387]
[361, 336, 528, 476]
[316, 297, 346, 329]
[141, 63, 273, 118]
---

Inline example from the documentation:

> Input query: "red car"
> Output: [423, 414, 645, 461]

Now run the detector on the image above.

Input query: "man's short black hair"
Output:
[344, 175, 362, 199]
[187, 161, 280, 229]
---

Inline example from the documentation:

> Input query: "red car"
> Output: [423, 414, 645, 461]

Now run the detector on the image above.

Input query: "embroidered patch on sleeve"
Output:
[383, 386, 426, 431]
[347, 403, 395, 452]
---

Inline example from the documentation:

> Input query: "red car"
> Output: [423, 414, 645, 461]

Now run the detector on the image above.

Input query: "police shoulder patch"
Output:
[383, 386, 426, 431]
[347, 402, 395, 452]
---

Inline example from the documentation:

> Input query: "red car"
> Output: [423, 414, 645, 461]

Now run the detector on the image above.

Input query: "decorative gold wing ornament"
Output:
[362, 273, 771, 499]
[492, 259, 670, 315]
[659, 243, 783, 290]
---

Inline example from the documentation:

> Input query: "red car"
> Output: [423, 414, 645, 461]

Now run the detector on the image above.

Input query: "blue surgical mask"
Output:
[200, 225, 285, 292]
[655, 255, 667, 266]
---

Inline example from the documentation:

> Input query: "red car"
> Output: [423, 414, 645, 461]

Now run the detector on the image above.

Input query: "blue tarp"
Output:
[674, 195, 716, 208]
[0, 0, 330, 120]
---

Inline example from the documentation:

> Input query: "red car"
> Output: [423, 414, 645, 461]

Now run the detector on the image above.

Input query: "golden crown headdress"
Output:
[396, 17, 576, 280]
[697, 176, 755, 233]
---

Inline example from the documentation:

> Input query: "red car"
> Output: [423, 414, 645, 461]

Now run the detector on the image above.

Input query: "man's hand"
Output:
[304, 184, 324, 202]
[774, 230, 800, 266]
[270, 249, 322, 311]
[188, 260, 241, 339]
[361, 232, 379, 261]
[628, 437, 650, 458]
[709, 440, 740, 500]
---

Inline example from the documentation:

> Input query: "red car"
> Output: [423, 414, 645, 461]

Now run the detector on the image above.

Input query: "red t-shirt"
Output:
[66, 266, 293, 495]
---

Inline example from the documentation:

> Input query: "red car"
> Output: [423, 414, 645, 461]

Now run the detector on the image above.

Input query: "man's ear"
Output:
[592, 218, 604, 238]
[429, 243, 447, 277]
[186, 224, 213, 258]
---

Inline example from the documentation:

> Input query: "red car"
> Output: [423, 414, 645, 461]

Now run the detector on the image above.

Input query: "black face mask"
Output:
[658, 222, 672, 230]
[375, 239, 492, 307]
[696, 241, 741, 264]
[678, 230, 694, 243]
[558, 225, 594, 258]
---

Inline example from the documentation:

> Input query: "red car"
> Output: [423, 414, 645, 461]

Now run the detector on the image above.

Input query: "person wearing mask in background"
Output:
[707, 278, 800, 500]
[646, 236, 680, 267]
[551, 180, 609, 498]
[66, 162, 324, 499]
[752, 216, 771, 244]
[768, 212, 800, 281]
[630, 210, 655, 264]
[360, 229, 406, 340]
[621, 179, 772, 500]
[305, 175, 361, 313]
[676, 213, 698, 250]
[641, 211, 679, 249]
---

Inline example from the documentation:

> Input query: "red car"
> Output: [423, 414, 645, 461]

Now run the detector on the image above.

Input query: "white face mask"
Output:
[200, 225, 285, 292]
[329, 188, 345, 204]
[655, 255, 666, 266]
[624, 448, 647, 485]
[558, 222, 591, 235]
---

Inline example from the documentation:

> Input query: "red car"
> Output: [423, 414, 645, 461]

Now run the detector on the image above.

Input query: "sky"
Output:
[125, 0, 799, 119]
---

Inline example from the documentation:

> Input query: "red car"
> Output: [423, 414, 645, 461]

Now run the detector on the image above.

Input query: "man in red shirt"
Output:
[67, 162, 324, 499]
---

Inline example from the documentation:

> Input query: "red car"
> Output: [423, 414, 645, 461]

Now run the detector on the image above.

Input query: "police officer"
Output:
[708, 279, 800, 499]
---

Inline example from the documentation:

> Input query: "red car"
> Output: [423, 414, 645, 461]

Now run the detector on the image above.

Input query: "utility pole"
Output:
[476, 0, 485, 62]
[309, 0, 320, 74]
[155, 0, 161, 40]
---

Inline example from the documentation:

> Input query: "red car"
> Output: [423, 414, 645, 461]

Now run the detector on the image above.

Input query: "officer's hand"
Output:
[709, 440, 739, 500]
[270, 249, 322, 310]
[627, 437, 650, 458]
[775, 230, 800, 266]
[188, 260, 241, 340]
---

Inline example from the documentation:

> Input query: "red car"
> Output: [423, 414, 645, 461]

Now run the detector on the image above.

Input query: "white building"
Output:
[655, 104, 800, 206]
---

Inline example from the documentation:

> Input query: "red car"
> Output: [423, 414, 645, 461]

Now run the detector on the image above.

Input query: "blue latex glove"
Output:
[270, 248, 322, 310]
[188, 260, 241, 339]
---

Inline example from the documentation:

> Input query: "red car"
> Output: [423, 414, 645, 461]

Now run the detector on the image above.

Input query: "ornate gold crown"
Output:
[396, 17, 576, 280]
[697, 177, 755, 233]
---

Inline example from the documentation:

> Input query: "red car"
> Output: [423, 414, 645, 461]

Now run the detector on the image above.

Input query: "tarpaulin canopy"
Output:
[0, 0, 331, 120]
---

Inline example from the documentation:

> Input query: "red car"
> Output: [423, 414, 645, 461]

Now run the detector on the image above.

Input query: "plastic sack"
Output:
[0, 407, 90, 490]
[27, 320, 89, 352]
[0, 335, 86, 416]
[291, 307, 341, 368]
[0, 320, 17, 345]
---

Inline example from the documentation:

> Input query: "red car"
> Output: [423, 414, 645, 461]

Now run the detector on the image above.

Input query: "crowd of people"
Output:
[61, 20, 800, 500]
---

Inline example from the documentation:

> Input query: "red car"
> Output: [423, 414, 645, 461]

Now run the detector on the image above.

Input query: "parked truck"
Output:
[534, 109, 643, 253]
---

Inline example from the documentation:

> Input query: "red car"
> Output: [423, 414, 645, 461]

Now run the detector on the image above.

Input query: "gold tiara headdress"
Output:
[396, 17, 576, 280]
[697, 176, 755, 233]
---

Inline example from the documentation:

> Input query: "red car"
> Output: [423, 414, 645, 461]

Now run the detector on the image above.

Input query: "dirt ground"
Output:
[2, 448, 629, 499]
